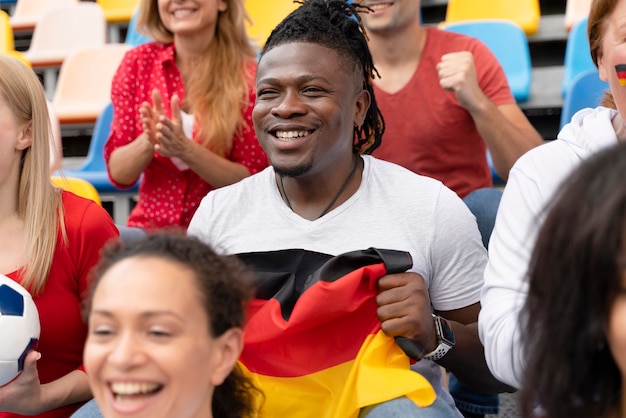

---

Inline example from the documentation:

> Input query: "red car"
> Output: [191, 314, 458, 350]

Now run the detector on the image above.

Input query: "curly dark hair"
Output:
[520, 142, 626, 418]
[260, 0, 384, 154]
[87, 230, 263, 418]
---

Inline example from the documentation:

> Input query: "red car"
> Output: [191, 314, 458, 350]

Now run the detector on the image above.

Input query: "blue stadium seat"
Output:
[559, 69, 608, 129]
[487, 150, 504, 185]
[54, 102, 139, 193]
[443, 19, 532, 103]
[562, 16, 595, 97]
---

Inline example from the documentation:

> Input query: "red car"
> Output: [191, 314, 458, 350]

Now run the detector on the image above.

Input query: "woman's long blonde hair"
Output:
[0, 55, 63, 295]
[137, 0, 257, 156]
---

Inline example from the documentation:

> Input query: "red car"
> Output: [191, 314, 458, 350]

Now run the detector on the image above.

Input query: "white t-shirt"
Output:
[188, 155, 487, 411]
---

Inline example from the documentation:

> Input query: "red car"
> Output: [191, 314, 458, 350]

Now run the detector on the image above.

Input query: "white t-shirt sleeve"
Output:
[428, 185, 487, 312]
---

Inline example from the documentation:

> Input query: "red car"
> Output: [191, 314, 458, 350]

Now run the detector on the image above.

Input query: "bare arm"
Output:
[437, 51, 543, 181]
[376, 273, 512, 395]
[108, 131, 155, 186]
[108, 90, 165, 186]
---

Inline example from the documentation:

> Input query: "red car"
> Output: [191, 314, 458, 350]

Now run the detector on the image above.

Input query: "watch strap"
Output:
[423, 314, 454, 361]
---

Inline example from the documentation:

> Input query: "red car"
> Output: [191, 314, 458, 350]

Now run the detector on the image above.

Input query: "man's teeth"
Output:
[370, 3, 391, 11]
[111, 382, 161, 396]
[275, 131, 309, 139]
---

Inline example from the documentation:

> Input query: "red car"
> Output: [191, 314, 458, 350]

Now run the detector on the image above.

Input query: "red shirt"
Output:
[1, 191, 119, 418]
[105, 42, 268, 229]
[372, 27, 515, 198]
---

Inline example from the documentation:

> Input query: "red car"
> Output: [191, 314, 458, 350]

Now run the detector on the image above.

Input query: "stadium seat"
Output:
[23, 2, 107, 99]
[562, 16, 595, 97]
[559, 69, 608, 130]
[125, 7, 151, 47]
[487, 150, 504, 185]
[245, 0, 298, 49]
[564, 0, 591, 32]
[96, 0, 140, 43]
[0, 9, 29, 64]
[51, 44, 130, 126]
[9, 0, 79, 32]
[444, 0, 541, 36]
[50, 176, 102, 206]
[53, 102, 139, 223]
[443, 19, 532, 103]
[0, 9, 13, 51]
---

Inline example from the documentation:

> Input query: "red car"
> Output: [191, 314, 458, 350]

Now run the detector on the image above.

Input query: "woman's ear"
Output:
[209, 328, 244, 386]
[597, 51, 609, 82]
[16, 121, 33, 151]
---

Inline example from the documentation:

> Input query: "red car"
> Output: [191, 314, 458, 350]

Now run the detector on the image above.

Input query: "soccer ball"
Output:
[0, 274, 40, 386]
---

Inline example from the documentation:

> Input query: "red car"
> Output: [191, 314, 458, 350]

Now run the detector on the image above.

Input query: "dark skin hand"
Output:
[376, 272, 514, 394]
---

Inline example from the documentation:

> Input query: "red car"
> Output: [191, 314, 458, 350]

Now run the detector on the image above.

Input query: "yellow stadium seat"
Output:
[3, 50, 30, 67]
[0, 9, 14, 51]
[96, 0, 140, 43]
[97, 0, 139, 23]
[50, 176, 102, 206]
[0, 10, 32, 69]
[444, 0, 541, 36]
[245, 0, 297, 49]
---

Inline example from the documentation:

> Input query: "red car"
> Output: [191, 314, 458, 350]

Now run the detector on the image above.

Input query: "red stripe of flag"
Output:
[242, 262, 386, 377]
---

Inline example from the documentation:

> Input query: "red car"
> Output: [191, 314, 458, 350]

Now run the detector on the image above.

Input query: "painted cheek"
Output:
[615, 64, 626, 86]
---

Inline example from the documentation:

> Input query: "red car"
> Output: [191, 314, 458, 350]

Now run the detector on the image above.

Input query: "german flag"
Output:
[616, 64, 626, 86]
[237, 248, 436, 418]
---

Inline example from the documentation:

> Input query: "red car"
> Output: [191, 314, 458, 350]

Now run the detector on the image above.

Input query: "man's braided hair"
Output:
[261, 0, 385, 154]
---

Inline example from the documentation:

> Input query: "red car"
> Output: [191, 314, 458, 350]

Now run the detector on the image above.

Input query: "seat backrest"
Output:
[559, 69, 609, 129]
[245, 0, 298, 49]
[26, 3, 106, 60]
[51, 44, 130, 124]
[562, 16, 595, 97]
[564, 0, 591, 32]
[50, 176, 102, 206]
[10, 0, 79, 31]
[444, 0, 541, 36]
[0, 9, 13, 52]
[443, 19, 532, 103]
[125, 6, 152, 47]
[96, 0, 140, 23]
[81, 102, 114, 173]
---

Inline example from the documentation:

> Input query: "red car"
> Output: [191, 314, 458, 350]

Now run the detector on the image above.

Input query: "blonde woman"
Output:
[105, 0, 268, 231]
[0, 55, 119, 417]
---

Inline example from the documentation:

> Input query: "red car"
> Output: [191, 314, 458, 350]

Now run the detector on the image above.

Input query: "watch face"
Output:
[440, 318, 455, 345]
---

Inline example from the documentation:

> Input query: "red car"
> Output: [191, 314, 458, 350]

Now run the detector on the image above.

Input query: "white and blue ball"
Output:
[0, 274, 40, 386]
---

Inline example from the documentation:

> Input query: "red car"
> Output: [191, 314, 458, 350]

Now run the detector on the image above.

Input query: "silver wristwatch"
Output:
[423, 314, 455, 361]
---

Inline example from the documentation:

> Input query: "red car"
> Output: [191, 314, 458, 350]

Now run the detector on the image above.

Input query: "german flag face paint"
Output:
[616, 64, 626, 86]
